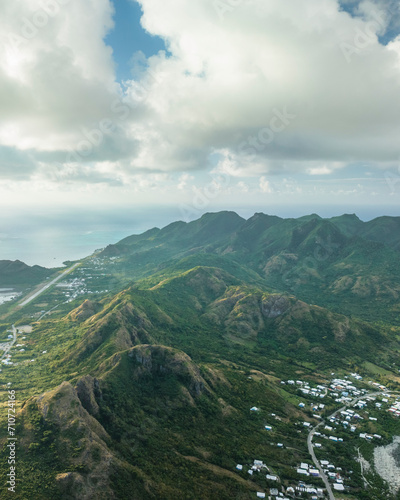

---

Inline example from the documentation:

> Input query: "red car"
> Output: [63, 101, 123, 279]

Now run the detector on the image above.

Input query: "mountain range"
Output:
[0, 211, 400, 499]
[100, 211, 400, 323]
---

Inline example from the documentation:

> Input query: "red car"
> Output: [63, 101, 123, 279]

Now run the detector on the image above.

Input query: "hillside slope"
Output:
[97, 212, 400, 323]
[1, 212, 400, 499]
[0, 260, 53, 287]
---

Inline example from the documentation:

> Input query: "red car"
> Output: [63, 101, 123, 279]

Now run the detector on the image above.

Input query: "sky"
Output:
[1, 0, 400, 238]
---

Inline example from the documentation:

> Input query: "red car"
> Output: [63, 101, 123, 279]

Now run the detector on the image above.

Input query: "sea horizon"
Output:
[1, 204, 399, 268]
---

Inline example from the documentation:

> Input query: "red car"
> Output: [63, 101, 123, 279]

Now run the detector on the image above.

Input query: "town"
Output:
[238, 373, 400, 499]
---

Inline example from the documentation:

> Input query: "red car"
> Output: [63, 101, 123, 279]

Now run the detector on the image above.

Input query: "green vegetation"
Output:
[0, 260, 54, 288]
[0, 211, 400, 498]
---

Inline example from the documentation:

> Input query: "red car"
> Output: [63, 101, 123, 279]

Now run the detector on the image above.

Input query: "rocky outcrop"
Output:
[76, 375, 102, 416]
[130, 344, 209, 398]
[374, 437, 400, 494]
[21, 381, 116, 499]
[261, 294, 290, 318]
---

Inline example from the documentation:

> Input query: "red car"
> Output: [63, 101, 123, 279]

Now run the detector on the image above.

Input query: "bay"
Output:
[0, 206, 182, 268]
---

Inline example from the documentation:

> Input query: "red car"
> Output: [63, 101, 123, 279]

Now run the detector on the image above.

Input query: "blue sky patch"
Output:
[106, 0, 166, 81]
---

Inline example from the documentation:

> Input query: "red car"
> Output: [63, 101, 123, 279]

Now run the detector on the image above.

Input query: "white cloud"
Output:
[307, 166, 334, 175]
[0, 0, 118, 152]
[2, 0, 400, 193]
[237, 181, 249, 192]
[259, 176, 273, 193]
[177, 173, 194, 190]
[123, 0, 400, 172]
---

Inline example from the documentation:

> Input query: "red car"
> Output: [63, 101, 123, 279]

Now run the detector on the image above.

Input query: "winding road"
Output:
[307, 420, 335, 499]
[307, 390, 400, 499]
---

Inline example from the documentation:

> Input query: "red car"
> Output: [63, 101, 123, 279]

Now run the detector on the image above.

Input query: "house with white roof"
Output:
[333, 483, 345, 491]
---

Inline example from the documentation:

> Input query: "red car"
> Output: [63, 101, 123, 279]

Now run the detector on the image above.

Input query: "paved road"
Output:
[0, 263, 80, 362]
[307, 390, 400, 499]
[38, 303, 63, 321]
[19, 263, 81, 307]
[307, 420, 335, 500]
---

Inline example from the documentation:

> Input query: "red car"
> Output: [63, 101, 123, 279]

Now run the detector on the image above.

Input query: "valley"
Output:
[0, 211, 400, 499]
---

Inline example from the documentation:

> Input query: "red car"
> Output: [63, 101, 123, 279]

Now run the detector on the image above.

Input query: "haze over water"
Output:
[0, 207, 181, 268]
[0, 205, 398, 268]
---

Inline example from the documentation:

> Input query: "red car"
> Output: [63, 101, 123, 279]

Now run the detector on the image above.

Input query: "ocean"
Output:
[0, 207, 183, 268]
[1, 204, 397, 269]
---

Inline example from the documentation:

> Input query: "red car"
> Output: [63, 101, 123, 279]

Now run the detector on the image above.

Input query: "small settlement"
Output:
[239, 372, 400, 498]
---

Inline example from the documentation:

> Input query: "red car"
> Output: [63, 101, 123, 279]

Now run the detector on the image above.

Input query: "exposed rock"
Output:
[55, 472, 86, 499]
[129, 344, 209, 398]
[22, 381, 115, 499]
[261, 295, 290, 318]
[76, 376, 102, 416]
[333, 318, 350, 343]
[374, 436, 400, 494]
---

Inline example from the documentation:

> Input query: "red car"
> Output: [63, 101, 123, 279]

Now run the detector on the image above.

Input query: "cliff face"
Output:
[17, 377, 154, 499]
[75, 375, 102, 416]
[14, 343, 212, 499]
[19, 381, 116, 499]
[374, 437, 400, 495]
[128, 344, 209, 398]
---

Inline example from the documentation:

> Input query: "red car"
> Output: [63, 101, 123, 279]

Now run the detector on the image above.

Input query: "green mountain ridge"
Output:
[59, 266, 391, 371]
[98, 211, 400, 323]
[1, 210, 400, 499]
[0, 260, 52, 287]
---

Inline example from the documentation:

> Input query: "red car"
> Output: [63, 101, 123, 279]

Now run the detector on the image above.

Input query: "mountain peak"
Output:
[297, 213, 322, 222]
[342, 213, 361, 220]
